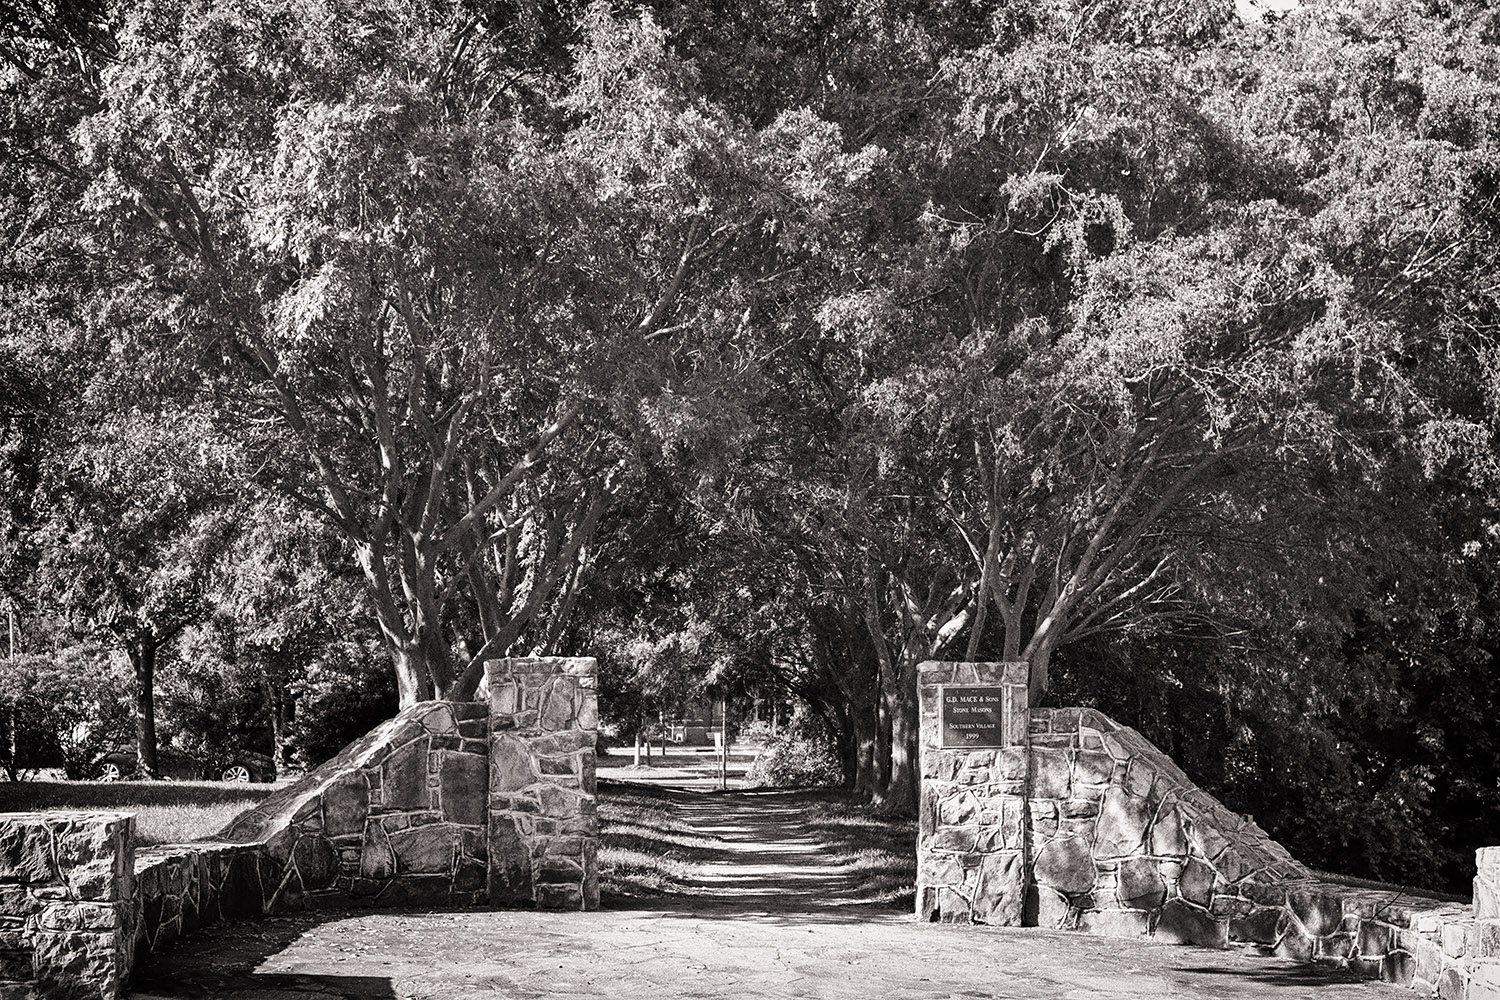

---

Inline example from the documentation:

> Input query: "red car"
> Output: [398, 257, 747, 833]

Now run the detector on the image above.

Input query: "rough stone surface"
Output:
[3, 674, 602, 995]
[220, 699, 489, 913]
[487, 656, 600, 911]
[916, 660, 1030, 925]
[1021, 705, 1319, 950]
[0, 812, 134, 1000]
[918, 676, 1500, 999]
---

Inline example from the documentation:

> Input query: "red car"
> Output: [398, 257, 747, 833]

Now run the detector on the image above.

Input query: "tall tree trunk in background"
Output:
[874, 656, 919, 815]
[850, 692, 879, 799]
[390, 644, 436, 706]
[128, 642, 159, 778]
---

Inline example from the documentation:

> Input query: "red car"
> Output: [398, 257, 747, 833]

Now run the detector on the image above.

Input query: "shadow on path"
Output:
[131, 912, 404, 999]
[132, 787, 1385, 999]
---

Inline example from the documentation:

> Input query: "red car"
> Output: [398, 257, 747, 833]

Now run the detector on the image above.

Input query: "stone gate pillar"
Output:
[916, 660, 1030, 924]
[486, 657, 599, 910]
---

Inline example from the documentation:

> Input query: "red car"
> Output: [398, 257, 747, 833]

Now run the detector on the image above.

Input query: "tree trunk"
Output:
[129, 643, 160, 779]
[870, 636, 921, 816]
[1027, 640, 1055, 705]
[392, 644, 435, 707]
[874, 670, 919, 815]
[851, 694, 879, 800]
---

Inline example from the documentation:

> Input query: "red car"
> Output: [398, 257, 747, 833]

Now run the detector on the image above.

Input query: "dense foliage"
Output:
[2, 0, 1499, 890]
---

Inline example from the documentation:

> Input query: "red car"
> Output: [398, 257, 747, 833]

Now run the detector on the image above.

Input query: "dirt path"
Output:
[662, 793, 874, 908]
[132, 790, 1395, 1000]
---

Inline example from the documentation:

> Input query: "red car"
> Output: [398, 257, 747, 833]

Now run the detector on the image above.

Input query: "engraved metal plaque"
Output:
[940, 685, 1006, 748]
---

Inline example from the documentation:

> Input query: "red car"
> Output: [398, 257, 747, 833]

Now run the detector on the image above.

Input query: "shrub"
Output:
[735, 719, 775, 748]
[742, 718, 841, 789]
[285, 639, 397, 768]
[0, 646, 133, 779]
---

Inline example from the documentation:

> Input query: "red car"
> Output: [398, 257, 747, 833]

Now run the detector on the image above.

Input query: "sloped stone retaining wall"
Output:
[0, 656, 599, 999]
[916, 660, 1500, 999]
[220, 699, 492, 909]
[1025, 706, 1309, 946]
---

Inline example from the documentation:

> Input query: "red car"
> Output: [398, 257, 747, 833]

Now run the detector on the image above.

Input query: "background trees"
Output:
[1, 0, 1498, 892]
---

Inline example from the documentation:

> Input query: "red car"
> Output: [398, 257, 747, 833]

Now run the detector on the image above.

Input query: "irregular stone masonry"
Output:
[487, 656, 600, 911]
[0, 812, 135, 1000]
[132, 841, 271, 959]
[916, 661, 1500, 1000]
[1029, 708, 1500, 998]
[1026, 706, 1309, 946]
[0, 656, 600, 999]
[915, 660, 1031, 925]
[221, 699, 492, 910]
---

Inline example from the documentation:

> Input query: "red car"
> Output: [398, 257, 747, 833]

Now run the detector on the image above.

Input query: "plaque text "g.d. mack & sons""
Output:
[939, 686, 1006, 748]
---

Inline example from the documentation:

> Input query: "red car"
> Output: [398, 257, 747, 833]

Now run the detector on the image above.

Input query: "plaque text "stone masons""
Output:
[940, 686, 1006, 748]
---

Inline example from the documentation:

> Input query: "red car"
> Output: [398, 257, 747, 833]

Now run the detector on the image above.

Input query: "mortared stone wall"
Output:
[917, 660, 1500, 1000]
[0, 656, 599, 999]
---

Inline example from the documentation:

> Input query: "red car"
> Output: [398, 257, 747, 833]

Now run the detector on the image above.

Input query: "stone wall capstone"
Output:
[487, 656, 599, 911]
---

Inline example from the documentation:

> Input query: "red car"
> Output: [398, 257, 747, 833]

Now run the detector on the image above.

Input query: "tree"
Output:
[70, 0, 856, 705]
[32, 408, 241, 776]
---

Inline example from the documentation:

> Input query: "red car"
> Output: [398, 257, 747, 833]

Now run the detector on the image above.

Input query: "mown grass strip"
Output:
[0, 780, 282, 846]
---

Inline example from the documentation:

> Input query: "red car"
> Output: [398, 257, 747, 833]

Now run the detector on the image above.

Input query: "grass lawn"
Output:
[0, 780, 284, 846]
[795, 792, 919, 907]
[598, 783, 727, 897]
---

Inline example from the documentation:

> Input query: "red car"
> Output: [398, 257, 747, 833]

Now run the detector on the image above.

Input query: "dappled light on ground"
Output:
[130, 786, 1397, 998]
[597, 782, 915, 909]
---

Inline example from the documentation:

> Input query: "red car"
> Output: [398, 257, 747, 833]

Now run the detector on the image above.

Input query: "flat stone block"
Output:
[1031, 748, 1071, 799]
[1288, 889, 1345, 938]
[1472, 960, 1500, 1000]
[1178, 857, 1215, 907]
[1438, 966, 1468, 1000]
[1078, 907, 1151, 938]
[0, 821, 60, 884]
[490, 734, 539, 793]
[1118, 858, 1166, 910]
[1230, 906, 1283, 945]
[1073, 751, 1114, 786]
[388, 826, 459, 875]
[379, 739, 429, 811]
[1157, 898, 1228, 948]
[1028, 885, 1073, 930]
[1034, 836, 1093, 895]
[1479, 876, 1500, 921]
[321, 773, 370, 839]
[440, 753, 488, 827]
[290, 836, 337, 890]
[1095, 786, 1152, 858]
[1358, 919, 1394, 958]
